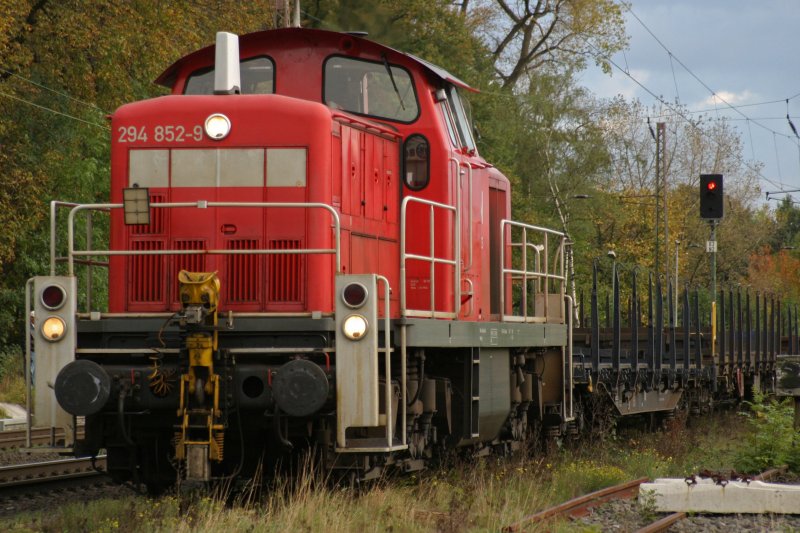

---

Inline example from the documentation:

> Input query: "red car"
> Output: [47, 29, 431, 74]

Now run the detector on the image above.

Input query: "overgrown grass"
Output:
[0, 345, 26, 406]
[0, 406, 775, 532]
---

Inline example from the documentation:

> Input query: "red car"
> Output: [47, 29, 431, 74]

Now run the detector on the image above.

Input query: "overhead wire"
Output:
[590, 6, 798, 192]
[626, 5, 800, 193]
[0, 90, 108, 129]
[626, 7, 798, 143]
[746, 119, 756, 161]
[668, 53, 680, 102]
[685, 96, 800, 115]
[0, 67, 109, 114]
[787, 99, 799, 139]
[583, 39, 789, 191]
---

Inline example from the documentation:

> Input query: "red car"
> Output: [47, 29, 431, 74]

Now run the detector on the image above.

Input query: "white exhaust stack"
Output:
[214, 32, 241, 95]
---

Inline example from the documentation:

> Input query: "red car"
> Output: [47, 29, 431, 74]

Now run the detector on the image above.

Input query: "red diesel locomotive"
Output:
[27, 28, 571, 489]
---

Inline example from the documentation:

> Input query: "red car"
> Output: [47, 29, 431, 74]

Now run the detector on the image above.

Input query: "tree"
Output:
[748, 247, 800, 306]
[303, 0, 493, 84]
[472, 0, 629, 89]
[772, 196, 800, 250]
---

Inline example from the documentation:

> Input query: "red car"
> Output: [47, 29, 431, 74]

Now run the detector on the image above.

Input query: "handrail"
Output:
[50, 201, 108, 276]
[450, 157, 473, 271]
[400, 196, 459, 319]
[65, 201, 341, 276]
[564, 294, 574, 421]
[376, 275, 406, 448]
[24, 278, 33, 449]
[500, 219, 566, 323]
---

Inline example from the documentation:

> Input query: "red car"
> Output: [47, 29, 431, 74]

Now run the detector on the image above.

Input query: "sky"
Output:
[577, 0, 800, 203]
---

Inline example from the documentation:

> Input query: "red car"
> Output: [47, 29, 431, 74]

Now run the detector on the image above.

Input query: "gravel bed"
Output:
[572, 489, 800, 532]
[0, 448, 65, 466]
[0, 480, 135, 518]
[0, 444, 136, 520]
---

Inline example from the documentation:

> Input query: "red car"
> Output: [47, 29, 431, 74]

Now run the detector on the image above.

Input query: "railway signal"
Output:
[699, 174, 723, 370]
[700, 174, 724, 219]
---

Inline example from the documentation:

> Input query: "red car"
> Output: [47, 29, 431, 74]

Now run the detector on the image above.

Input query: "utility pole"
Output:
[709, 221, 717, 298]
[674, 239, 680, 325]
[657, 122, 667, 284]
[275, 0, 301, 28]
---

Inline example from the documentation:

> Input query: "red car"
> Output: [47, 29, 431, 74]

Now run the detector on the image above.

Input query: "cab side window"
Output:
[438, 85, 477, 153]
[446, 85, 476, 152]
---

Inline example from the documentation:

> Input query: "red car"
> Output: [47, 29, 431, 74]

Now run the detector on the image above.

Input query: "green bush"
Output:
[734, 389, 800, 473]
[0, 344, 27, 406]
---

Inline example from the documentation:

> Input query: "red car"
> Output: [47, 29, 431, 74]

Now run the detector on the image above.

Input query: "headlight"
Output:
[41, 316, 66, 342]
[205, 113, 231, 140]
[342, 314, 368, 340]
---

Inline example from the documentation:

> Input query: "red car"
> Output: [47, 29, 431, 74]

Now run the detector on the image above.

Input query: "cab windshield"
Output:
[184, 56, 275, 95]
[324, 56, 419, 123]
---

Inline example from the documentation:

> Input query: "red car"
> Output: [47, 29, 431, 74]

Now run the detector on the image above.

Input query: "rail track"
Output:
[503, 466, 789, 532]
[0, 455, 108, 497]
[502, 477, 648, 532]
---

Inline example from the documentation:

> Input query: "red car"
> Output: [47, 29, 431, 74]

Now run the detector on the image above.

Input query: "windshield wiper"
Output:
[381, 53, 405, 111]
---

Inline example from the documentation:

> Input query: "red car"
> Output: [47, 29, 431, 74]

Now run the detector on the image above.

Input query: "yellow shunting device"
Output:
[174, 271, 225, 479]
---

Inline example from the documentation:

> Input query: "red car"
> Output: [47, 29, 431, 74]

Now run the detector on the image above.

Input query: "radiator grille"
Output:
[130, 193, 166, 235]
[225, 239, 261, 304]
[128, 240, 165, 303]
[171, 240, 206, 304]
[268, 240, 303, 303]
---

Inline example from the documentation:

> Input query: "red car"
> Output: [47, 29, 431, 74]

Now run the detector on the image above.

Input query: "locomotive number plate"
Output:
[117, 125, 204, 143]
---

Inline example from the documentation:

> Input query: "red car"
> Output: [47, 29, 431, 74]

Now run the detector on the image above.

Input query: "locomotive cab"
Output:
[25, 28, 571, 489]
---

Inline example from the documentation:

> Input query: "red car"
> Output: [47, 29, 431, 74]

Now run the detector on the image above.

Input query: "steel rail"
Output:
[0, 456, 107, 490]
[503, 477, 648, 532]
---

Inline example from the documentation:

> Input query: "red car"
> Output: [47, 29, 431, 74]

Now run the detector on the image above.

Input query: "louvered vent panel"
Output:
[128, 240, 165, 303]
[130, 193, 166, 235]
[225, 240, 261, 304]
[171, 240, 206, 304]
[268, 240, 303, 303]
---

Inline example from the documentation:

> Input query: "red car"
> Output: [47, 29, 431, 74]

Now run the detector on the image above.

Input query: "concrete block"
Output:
[640, 478, 800, 514]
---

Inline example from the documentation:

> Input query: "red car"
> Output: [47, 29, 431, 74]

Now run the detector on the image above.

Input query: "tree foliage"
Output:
[473, 0, 628, 88]
[0, 1, 276, 344]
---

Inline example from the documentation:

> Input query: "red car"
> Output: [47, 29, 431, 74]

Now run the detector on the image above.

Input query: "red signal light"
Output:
[41, 284, 66, 310]
[700, 173, 723, 219]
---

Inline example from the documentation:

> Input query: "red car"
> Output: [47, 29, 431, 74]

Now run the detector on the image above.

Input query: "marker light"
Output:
[41, 316, 66, 342]
[341, 282, 368, 308]
[342, 314, 368, 340]
[41, 284, 66, 310]
[205, 113, 231, 140]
